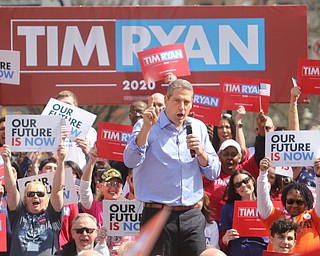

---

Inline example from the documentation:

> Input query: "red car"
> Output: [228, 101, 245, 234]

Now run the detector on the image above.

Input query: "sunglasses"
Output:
[73, 228, 96, 234]
[102, 181, 122, 188]
[286, 199, 305, 206]
[221, 113, 232, 118]
[26, 191, 45, 197]
[234, 177, 251, 189]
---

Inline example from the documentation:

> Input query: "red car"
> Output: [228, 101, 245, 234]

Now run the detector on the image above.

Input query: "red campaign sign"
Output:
[96, 122, 133, 162]
[297, 59, 320, 94]
[0, 6, 307, 106]
[233, 200, 282, 237]
[0, 213, 7, 252]
[191, 87, 224, 126]
[220, 76, 271, 113]
[138, 43, 190, 83]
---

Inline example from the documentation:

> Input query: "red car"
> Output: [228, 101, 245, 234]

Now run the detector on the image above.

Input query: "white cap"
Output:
[218, 139, 242, 157]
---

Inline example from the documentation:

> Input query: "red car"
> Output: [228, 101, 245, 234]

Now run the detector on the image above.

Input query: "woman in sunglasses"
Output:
[219, 169, 268, 256]
[1, 143, 66, 256]
[258, 157, 320, 254]
[80, 145, 134, 255]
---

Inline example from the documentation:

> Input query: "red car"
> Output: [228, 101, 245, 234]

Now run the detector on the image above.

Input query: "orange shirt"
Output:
[261, 207, 320, 254]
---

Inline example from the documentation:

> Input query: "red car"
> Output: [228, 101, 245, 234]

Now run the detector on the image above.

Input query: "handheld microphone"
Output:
[185, 118, 195, 158]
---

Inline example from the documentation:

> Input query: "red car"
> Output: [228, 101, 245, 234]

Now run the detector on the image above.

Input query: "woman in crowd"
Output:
[219, 169, 268, 256]
[258, 157, 320, 254]
[2, 143, 65, 255]
[80, 145, 134, 255]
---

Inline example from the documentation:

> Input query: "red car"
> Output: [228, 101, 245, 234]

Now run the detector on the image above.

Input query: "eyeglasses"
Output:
[26, 191, 45, 197]
[221, 152, 239, 158]
[130, 109, 144, 115]
[266, 126, 274, 131]
[234, 177, 251, 189]
[102, 181, 122, 188]
[286, 199, 305, 206]
[73, 228, 96, 234]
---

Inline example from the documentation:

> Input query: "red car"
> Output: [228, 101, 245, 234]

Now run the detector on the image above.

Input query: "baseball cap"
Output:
[218, 139, 242, 157]
[101, 168, 123, 183]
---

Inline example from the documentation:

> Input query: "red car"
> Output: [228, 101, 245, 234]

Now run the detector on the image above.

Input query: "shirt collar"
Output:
[158, 108, 172, 129]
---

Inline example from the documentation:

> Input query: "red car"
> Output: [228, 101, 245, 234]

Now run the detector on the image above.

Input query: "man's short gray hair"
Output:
[167, 79, 193, 99]
[72, 213, 97, 230]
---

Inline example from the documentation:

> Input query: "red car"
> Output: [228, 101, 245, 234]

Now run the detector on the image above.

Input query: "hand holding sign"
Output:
[290, 86, 301, 103]
[74, 137, 89, 155]
[256, 110, 268, 136]
[235, 105, 246, 124]
[0, 145, 11, 163]
[260, 157, 271, 172]
[89, 143, 98, 161]
[222, 229, 240, 246]
[313, 158, 320, 176]
[57, 142, 66, 162]
[164, 72, 177, 84]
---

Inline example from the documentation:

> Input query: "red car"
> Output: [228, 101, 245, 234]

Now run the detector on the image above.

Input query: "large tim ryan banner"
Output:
[0, 5, 307, 106]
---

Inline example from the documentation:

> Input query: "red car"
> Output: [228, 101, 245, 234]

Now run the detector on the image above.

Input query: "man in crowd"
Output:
[54, 213, 109, 255]
[128, 100, 147, 126]
[111, 100, 148, 184]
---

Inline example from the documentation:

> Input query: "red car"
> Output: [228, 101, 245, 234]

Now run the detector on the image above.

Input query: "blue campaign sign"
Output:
[116, 18, 265, 72]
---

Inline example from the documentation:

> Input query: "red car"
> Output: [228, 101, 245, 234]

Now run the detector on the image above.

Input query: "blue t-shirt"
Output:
[8, 200, 61, 256]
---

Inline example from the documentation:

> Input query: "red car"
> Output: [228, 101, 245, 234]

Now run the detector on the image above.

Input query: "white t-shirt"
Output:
[204, 221, 220, 249]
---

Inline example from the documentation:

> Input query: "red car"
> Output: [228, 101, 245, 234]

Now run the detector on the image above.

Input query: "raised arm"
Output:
[136, 96, 158, 147]
[80, 145, 97, 209]
[235, 106, 247, 161]
[288, 86, 303, 177]
[257, 157, 274, 219]
[313, 158, 320, 217]
[124, 96, 158, 168]
[51, 143, 66, 212]
[2, 144, 20, 211]
[288, 86, 301, 130]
